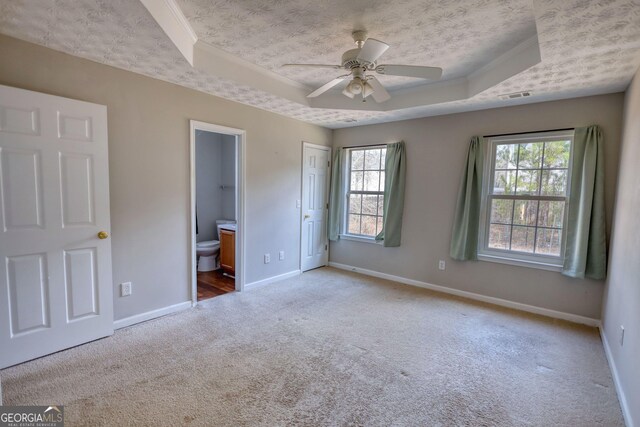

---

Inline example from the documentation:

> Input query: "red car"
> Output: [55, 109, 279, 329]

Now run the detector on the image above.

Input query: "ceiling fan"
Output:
[283, 30, 443, 103]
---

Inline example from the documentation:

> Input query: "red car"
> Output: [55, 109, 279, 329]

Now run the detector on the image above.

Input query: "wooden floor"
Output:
[197, 270, 235, 301]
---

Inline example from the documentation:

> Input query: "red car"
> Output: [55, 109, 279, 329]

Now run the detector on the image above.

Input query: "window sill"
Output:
[339, 234, 382, 245]
[477, 253, 562, 272]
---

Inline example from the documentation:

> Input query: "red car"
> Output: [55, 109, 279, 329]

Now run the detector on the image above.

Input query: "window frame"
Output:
[477, 130, 575, 271]
[341, 145, 387, 242]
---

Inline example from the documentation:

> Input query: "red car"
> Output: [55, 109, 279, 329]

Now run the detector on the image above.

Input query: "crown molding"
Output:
[140, 0, 197, 65]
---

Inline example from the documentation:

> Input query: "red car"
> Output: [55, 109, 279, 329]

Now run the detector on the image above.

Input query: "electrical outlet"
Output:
[121, 282, 132, 297]
[279, 250, 285, 261]
[264, 253, 271, 264]
[620, 325, 625, 346]
[438, 260, 446, 270]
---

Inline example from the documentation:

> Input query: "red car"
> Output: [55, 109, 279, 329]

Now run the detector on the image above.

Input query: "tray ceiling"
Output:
[176, 0, 536, 90]
[0, 0, 639, 128]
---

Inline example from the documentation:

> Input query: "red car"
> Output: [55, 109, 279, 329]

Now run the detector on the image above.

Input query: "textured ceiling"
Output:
[0, 0, 639, 129]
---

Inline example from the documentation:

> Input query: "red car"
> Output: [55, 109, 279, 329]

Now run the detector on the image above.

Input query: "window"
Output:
[479, 131, 574, 268]
[344, 146, 387, 239]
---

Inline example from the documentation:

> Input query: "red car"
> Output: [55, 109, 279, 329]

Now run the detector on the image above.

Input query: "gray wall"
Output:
[602, 68, 640, 426]
[332, 93, 624, 319]
[220, 134, 236, 221]
[0, 35, 332, 321]
[195, 131, 222, 242]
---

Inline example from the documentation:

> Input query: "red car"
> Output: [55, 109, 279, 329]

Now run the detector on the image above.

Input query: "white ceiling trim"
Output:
[194, 40, 312, 104]
[142, 0, 542, 113]
[467, 36, 541, 98]
[140, 0, 197, 65]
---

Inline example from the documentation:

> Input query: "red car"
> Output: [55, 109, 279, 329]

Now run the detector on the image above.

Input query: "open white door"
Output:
[301, 143, 331, 272]
[0, 85, 113, 369]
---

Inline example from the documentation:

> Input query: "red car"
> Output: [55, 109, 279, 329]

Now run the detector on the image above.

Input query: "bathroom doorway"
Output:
[190, 121, 245, 304]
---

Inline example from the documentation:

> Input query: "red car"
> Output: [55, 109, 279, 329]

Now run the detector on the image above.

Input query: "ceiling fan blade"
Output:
[282, 63, 342, 69]
[307, 75, 349, 98]
[375, 64, 443, 80]
[356, 38, 389, 63]
[367, 77, 391, 103]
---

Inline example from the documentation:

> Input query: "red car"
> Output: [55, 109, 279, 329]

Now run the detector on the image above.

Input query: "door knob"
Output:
[97, 231, 109, 239]
[304, 214, 310, 219]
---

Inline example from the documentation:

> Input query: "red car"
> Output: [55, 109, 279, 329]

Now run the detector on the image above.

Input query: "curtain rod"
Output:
[342, 143, 388, 149]
[483, 127, 574, 138]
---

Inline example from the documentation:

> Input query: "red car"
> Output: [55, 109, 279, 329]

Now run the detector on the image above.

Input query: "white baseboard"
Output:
[245, 269, 301, 289]
[328, 262, 600, 327]
[113, 270, 301, 329]
[600, 328, 634, 427]
[113, 301, 192, 330]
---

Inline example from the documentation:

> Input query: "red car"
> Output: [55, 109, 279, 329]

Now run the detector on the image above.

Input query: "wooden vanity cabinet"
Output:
[220, 229, 235, 276]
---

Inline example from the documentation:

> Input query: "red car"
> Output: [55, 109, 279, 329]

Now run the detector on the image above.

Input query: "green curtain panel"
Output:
[328, 148, 345, 241]
[563, 125, 607, 279]
[375, 141, 407, 247]
[450, 136, 484, 261]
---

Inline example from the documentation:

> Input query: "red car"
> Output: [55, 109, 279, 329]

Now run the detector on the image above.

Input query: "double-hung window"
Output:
[478, 130, 574, 269]
[343, 146, 387, 240]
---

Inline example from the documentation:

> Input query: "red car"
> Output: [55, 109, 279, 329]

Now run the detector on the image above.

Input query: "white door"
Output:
[0, 85, 113, 369]
[301, 143, 330, 272]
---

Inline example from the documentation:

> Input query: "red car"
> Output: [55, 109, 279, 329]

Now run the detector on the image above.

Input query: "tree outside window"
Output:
[481, 132, 573, 264]
[345, 146, 386, 238]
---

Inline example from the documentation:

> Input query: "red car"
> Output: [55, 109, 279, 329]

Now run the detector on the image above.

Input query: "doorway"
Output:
[190, 121, 245, 304]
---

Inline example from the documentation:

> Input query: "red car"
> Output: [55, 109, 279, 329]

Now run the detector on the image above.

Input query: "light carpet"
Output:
[1, 267, 624, 426]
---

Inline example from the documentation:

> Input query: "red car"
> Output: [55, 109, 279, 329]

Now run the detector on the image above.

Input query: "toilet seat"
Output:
[196, 240, 220, 249]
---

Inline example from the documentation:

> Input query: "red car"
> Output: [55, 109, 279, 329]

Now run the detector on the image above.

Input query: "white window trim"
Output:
[478, 130, 575, 270]
[338, 234, 383, 245]
[341, 144, 387, 241]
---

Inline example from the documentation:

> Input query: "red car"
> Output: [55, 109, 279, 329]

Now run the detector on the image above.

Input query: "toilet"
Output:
[196, 219, 235, 272]
[196, 240, 220, 271]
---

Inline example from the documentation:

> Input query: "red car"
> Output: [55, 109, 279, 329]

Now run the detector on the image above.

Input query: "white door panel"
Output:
[60, 153, 95, 226]
[1, 147, 44, 230]
[0, 84, 113, 369]
[6, 253, 49, 335]
[301, 144, 330, 272]
[64, 248, 99, 321]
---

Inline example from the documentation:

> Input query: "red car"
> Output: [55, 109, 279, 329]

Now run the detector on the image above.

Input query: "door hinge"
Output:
[325, 244, 328, 250]
[326, 203, 329, 209]
[327, 161, 330, 167]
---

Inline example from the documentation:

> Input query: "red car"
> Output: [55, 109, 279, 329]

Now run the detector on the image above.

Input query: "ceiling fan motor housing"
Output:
[342, 49, 372, 69]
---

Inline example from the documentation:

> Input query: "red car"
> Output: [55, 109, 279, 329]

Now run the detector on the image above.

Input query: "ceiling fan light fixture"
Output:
[342, 86, 355, 98]
[346, 78, 363, 95]
[362, 81, 375, 98]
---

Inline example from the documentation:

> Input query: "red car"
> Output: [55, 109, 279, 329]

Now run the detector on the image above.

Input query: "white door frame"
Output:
[300, 142, 331, 271]
[189, 120, 246, 304]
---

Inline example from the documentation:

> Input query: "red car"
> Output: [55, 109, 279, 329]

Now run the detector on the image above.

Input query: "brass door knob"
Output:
[304, 214, 311, 219]
[97, 231, 109, 239]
